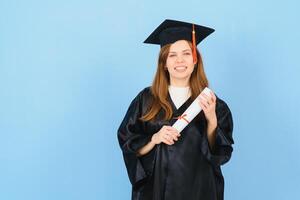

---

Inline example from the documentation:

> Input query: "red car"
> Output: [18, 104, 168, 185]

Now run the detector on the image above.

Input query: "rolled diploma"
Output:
[172, 87, 213, 132]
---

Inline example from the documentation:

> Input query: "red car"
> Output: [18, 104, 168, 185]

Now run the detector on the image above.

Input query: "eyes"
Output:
[168, 52, 191, 58]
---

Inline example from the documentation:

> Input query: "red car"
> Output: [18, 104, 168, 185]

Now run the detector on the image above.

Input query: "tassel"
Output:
[192, 24, 197, 64]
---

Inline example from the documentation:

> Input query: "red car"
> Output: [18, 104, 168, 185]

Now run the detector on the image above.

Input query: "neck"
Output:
[170, 77, 190, 87]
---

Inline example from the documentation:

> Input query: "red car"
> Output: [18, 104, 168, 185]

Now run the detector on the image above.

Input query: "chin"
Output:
[172, 74, 191, 80]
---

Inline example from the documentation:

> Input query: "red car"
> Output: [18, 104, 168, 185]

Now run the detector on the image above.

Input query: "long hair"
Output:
[140, 41, 209, 122]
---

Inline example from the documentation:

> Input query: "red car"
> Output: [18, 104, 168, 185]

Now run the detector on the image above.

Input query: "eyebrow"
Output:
[169, 49, 191, 53]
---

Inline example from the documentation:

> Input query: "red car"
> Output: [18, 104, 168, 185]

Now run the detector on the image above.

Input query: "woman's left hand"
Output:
[198, 91, 217, 125]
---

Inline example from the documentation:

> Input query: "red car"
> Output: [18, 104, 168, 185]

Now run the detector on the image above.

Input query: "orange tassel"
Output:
[192, 24, 197, 64]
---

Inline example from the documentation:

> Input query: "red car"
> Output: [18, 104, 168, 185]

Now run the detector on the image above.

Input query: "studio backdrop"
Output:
[0, 0, 299, 199]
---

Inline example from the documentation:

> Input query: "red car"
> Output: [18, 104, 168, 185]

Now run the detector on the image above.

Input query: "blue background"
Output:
[1, 0, 299, 199]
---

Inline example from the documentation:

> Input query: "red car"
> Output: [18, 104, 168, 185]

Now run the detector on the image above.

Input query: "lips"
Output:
[174, 66, 187, 72]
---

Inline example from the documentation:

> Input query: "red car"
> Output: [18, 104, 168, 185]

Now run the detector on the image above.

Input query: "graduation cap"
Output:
[144, 19, 215, 64]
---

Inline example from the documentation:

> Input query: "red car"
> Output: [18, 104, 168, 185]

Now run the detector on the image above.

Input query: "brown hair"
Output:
[140, 41, 209, 121]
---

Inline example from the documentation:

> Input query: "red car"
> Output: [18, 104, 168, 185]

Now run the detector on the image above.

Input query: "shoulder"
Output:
[214, 94, 234, 130]
[129, 86, 153, 106]
[125, 87, 153, 116]
[215, 94, 232, 116]
[134, 86, 153, 100]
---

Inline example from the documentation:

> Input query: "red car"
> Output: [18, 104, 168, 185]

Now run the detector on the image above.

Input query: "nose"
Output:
[176, 55, 184, 63]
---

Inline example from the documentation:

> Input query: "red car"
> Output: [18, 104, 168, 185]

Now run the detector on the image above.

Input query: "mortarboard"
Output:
[144, 19, 215, 64]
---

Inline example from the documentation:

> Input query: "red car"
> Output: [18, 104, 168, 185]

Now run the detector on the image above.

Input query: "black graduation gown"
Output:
[117, 87, 234, 200]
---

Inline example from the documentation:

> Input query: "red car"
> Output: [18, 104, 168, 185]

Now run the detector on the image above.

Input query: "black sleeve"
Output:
[201, 98, 234, 166]
[117, 90, 153, 186]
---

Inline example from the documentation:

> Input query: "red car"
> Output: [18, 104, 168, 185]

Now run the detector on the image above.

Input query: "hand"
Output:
[198, 90, 217, 125]
[151, 126, 180, 145]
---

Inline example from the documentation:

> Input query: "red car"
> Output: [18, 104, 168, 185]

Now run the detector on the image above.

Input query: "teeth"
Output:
[175, 66, 187, 71]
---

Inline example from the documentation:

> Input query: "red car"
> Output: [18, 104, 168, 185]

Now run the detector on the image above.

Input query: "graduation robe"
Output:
[117, 87, 234, 200]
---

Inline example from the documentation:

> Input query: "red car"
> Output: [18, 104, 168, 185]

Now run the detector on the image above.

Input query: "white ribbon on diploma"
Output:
[172, 87, 213, 132]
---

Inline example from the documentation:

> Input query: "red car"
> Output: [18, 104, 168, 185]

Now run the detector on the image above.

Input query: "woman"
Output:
[117, 19, 234, 200]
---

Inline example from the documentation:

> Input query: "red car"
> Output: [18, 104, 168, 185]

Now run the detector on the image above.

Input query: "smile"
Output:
[174, 66, 187, 72]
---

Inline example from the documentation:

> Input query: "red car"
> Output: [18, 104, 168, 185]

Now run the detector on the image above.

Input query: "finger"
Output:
[168, 132, 180, 139]
[200, 94, 209, 102]
[202, 93, 213, 105]
[209, 90, 214, 98]
[198, 99, 205, 109]
[208, 91, 216, 103]
[197, 98, 203, 108]
[200, 97, 209, 108]
[174, 131, 181, 137]
[164, 134, 174, 143]
[168, 131, 179, 141]
[162, 138, 173, 145]
[165, 126, 178, 132]
[199, 101, 208, 111]
[165, 137, 174, 145]
[200, 93, 209, 102]
[166, 128, 180, 134]
[168, 134, 177, 142]
[211, 92, 217, 102]
[165, 127, 180, 136]
[162, 135, 170, 144]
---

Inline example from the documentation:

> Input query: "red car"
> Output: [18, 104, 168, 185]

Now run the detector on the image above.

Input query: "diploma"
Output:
[172, 87, 213, 132]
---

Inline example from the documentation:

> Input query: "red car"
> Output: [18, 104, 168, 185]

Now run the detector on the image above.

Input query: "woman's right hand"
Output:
[151, 126, 181, 145]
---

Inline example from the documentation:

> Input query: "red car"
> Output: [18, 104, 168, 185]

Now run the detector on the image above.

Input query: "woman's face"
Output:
[166, 40, 194, 85]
